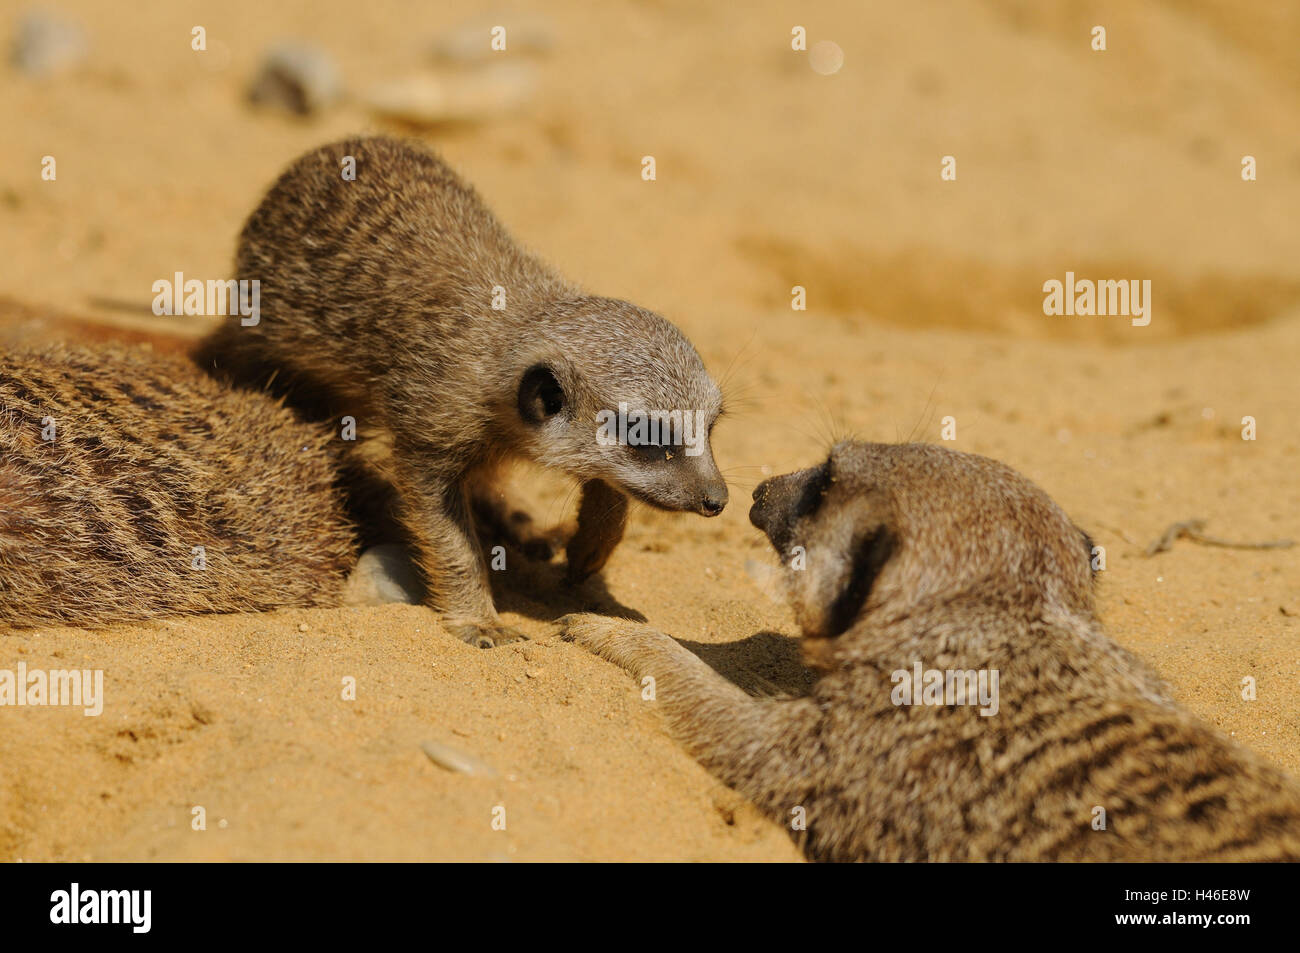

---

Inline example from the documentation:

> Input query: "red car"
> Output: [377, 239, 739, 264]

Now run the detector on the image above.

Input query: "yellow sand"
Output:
[1, 0, 1297, 860]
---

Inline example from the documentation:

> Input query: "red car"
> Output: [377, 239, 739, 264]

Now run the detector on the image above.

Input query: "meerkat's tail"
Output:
[0, 346, 358, 629]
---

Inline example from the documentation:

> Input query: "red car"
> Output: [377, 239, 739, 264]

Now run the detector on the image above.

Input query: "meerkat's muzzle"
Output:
[697, 481, 728, 516]
[749, 461, 829, 552]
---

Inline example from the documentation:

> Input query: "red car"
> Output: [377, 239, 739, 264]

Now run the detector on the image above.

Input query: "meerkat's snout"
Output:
[696, 472, 728, 516]
[598, 426, 729, 516]
[639, 455, 728, 516]
[698, 494, 726, 516]
[749, 462, 829, 551]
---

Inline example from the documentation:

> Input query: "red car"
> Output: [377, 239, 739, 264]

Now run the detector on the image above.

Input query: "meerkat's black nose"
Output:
[698, 484, 728, 517]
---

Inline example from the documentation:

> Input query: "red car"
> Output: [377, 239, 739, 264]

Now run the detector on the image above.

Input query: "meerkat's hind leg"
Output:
[468, 480, 566, 562]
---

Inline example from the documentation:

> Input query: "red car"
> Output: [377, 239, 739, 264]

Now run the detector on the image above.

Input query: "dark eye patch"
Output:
[630, 440, 677, 463]
[793, 461, 832, 520]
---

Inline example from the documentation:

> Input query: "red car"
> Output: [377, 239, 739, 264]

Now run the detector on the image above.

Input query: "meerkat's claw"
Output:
[555, 612, 601, 643]
[555, 612, 639, 659]
[446, 622, 528, 649]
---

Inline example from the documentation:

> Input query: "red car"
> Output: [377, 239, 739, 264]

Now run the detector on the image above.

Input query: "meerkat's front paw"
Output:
[557, 613, 680, 678]
[445, 621, 529, 649]
[556, 612, 623, 654]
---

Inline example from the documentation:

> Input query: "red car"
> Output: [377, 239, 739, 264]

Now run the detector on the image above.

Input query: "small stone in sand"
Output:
[361, 63, 534, 125]
[248, 43, 342, 116]
[420, 740, 498, 778]
[11, 12, 87, 77]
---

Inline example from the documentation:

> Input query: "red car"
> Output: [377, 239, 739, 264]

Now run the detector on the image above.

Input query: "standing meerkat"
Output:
[196, 136, 728, 648]
[0, 346, 357, 629]
[563, 441, 1300, 861]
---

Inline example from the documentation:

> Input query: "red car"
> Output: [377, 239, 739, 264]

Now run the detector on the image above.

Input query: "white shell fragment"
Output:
[420, 740, 498, 778]
[361, 63, 535, 124]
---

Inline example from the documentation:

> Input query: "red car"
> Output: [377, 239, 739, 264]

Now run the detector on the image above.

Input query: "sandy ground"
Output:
[1, 0, 1298, 861]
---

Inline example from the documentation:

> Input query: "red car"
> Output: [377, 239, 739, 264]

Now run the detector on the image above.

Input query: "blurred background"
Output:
[3, 0, 1299, 346]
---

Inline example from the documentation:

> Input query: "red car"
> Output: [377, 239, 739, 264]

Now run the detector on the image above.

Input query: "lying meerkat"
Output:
[0, 346, 357, 629]
[563, 441, 1300, 861]
[196, 136, 728, 648]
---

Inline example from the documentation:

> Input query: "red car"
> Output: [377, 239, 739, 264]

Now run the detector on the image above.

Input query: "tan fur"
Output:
[563, 441, 1300, 861]
[0, 346, 357, 629]
[195, 136, 727, 647]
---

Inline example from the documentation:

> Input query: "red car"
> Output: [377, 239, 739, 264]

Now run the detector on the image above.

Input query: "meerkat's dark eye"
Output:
[631, 441, 675, 463]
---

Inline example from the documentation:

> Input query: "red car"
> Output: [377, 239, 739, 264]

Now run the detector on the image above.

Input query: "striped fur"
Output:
[195, 136, 727, 647]
[0, 346, 357, 628]
[563, 441, 1300, 861]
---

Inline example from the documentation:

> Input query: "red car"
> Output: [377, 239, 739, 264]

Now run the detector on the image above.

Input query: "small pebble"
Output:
[11, 12, 87, 77]
[420, 740, 497, 778]
[362, 63, 534, 125]
[248, 42, 342, 116]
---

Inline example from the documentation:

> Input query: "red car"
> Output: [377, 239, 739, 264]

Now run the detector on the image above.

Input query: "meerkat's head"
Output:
[513, 296, 728, 516]
[750, 441, 1098, 666]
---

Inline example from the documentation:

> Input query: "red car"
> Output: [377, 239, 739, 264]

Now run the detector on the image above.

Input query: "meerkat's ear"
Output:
[1079, 527, 1099, 579]
[517, 363, 566, 424]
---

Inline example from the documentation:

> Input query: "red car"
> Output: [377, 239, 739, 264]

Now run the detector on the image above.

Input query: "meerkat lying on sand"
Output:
[563, 441, 1300, 861]
[0, 346, 356, 629]
[197, 136, 728, 648]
